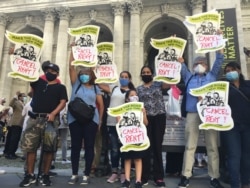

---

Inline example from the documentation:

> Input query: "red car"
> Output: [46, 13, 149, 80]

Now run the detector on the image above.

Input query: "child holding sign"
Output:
[121, 89, 148, 188]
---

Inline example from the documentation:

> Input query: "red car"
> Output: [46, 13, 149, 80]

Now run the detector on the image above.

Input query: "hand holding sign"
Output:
[190, 81, 234, 131]
[107, 102, 150, 152]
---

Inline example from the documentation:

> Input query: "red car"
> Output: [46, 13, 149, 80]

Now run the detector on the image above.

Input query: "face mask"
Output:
[129, 96, 139, 102]
[119, 78, 129, 87]
[194, 64, 206, 74]
[79, 74, 90, 83]
[225, 71, 239, 81]
[22, 97, 27, 103]
[141, 75, 153, 83]
[45, 72, 57, 81]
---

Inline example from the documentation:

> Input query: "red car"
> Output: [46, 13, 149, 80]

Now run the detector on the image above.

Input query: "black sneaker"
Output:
[178, 176, 190, 188]
[210, 178, 224, 188]
[48, 171, 57, 177]
[50, 165, 55, 170]
[154, 179, 166, 188]
[141, 180, 148, 186]
[135, 181, 142, 188]
[41, 174, 52, 186]
[121, 179, 130, 188]
[19, 174, 36, 187]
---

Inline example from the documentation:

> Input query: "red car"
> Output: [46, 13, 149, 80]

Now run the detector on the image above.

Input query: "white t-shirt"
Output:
[22, 99, 32, 131]
[106, 86, 126, 126]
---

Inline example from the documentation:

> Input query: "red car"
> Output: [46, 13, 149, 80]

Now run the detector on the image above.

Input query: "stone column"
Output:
[0, 13, 11, 65]
[55, 7, 72, 84]
[111, 2, 126, 74]
[41, 8, 56, 62]
[188, 0, 204, 69]
[0, 13, 12, 98]
[127, 0, 143, 85]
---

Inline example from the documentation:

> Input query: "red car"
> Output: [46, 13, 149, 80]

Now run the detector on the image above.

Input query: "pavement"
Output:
[0, 146, 230, 188]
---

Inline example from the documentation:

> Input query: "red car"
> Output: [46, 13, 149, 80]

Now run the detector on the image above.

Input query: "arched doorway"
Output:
[11, 26, 43, 95]
[144, 17, 188, 71]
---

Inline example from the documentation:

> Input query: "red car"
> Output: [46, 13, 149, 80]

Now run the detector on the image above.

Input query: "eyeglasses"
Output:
[43, 84, 48, 92]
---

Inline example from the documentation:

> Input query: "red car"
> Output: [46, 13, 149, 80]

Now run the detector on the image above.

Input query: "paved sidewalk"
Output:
[0, 166, 230, 188]
[0, 146, 230, 188]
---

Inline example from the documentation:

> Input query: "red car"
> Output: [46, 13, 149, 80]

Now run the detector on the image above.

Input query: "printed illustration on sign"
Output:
[68, 25, 100, 67]
[190, 81, 234, 131]
[107, 102, 150, 152]
[5, 31, 44, 82]
[151, 37, 186, 84]
[94, 42, 118, 83]
[183, 10, 227, 53]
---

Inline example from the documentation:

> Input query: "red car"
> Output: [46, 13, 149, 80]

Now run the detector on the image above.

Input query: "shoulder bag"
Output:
[68, 84, 97, 124]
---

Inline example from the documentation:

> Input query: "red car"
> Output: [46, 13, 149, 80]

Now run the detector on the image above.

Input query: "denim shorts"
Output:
[21, 116, 59, 152]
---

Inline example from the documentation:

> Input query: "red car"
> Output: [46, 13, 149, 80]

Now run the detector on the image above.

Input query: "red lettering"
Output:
[205, 115, 220, 123]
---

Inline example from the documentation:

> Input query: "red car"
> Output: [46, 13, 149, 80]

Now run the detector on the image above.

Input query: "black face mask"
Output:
[141, 75, 153, 83]
[45, 72, 57, 81]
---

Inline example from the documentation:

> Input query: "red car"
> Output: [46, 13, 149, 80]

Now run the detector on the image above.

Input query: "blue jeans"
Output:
[107, 126, 124, 171]
[221, 123, 250, 188]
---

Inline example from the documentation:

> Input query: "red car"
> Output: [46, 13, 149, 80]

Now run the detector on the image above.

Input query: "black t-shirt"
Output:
[31, 78, 68, 114]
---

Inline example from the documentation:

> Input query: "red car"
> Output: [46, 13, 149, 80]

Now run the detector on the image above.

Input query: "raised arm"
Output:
[69, 47, 78, 85]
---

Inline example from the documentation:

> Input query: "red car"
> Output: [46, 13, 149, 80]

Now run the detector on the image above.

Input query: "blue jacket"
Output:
[181, 52, 224, 112]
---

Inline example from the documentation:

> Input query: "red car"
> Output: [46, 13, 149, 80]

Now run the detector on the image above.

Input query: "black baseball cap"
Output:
[42, 61, 59, 73]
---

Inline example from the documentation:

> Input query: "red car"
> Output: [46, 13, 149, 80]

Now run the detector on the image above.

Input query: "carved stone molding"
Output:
[55, 6, 73, 21]
[111, 2, 126, 16]
[41, 8, 57, 22]
[127, 0, 143, 15]
[89, 9, 97, 22]
[187, 0, 204, 11]
[0, 13, 12, 27]
[161, 3, 170, 17]
[243, 27, 250, 31]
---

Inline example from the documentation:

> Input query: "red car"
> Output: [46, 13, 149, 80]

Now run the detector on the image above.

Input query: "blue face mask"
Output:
[225, 71, 239, 81]
[79, 74, 90, 83]
[119, 78, 129, 87]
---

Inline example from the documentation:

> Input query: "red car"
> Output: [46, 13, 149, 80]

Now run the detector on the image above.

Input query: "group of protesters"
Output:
[0, 30, 249, 188]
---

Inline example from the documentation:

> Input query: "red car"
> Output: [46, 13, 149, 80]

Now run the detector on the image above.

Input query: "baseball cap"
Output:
[42, 61, 59, 73]
[193, 56, 207, 65]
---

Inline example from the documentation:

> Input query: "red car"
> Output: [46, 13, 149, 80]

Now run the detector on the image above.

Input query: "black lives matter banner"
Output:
[218, 8, 240, 71]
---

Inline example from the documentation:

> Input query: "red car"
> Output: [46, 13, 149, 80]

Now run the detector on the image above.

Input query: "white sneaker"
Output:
[80, 175, 89, 185]
[62, 159, 71, 164]
[120, 173, 126, 183]
[107, 173, 118, 183]
[68, 175, 79, 184]
[0, 170, 6, 174]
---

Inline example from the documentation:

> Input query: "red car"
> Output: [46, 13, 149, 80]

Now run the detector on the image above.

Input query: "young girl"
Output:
[121, 89, 148, 188]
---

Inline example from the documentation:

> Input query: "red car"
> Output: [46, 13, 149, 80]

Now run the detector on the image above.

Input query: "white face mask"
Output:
[22, 97, 27, 103]
[129, 96, 139, 102]
[194, 64, 206, 74]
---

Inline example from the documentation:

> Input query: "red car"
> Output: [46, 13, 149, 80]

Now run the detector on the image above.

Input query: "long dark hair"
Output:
[224, 61, 245, 82]
[140, 65, 154, 76]
[120, 71, 135, 90]
[78, 67, 96, 85]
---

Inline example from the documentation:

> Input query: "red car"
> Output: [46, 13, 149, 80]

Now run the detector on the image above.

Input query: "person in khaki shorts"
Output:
[19, 61, 68, 187]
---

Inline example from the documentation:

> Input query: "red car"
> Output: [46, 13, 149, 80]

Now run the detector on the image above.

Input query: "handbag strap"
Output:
[74, 84, 97, 95]
[185, 75, 194, 91]
[230, 85, 250, 102]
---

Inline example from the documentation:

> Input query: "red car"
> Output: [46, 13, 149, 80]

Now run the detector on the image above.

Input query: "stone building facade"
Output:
[0, 0, 249, 101]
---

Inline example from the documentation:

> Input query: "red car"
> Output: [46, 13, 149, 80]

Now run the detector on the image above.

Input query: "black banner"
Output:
[218, 8, 240, 71]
